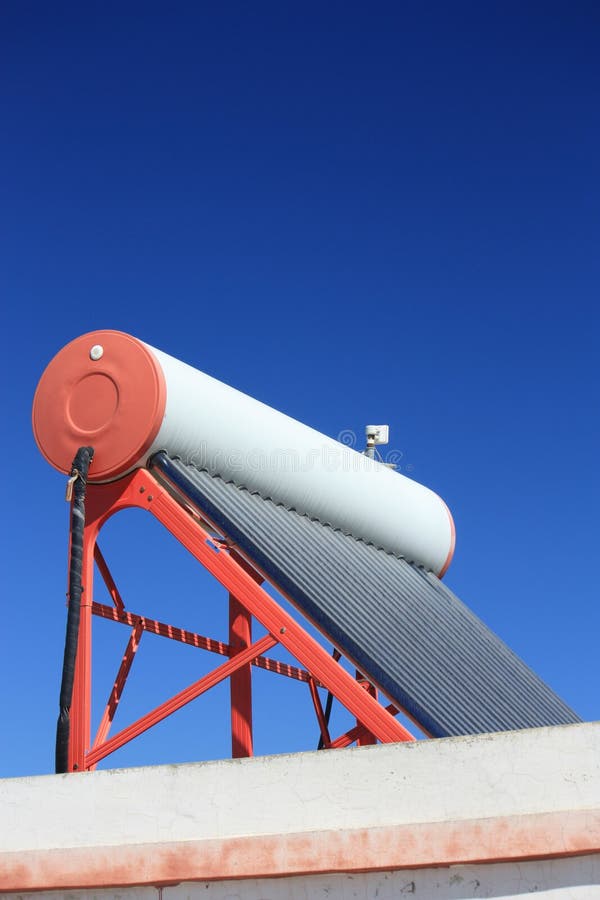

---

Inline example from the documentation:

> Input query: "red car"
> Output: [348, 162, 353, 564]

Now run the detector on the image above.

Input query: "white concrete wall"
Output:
[1, 722, 599, 895]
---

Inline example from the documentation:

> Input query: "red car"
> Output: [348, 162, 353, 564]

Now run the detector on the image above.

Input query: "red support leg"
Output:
[229, 594, 253, 758]
[68, 524, 96, 772]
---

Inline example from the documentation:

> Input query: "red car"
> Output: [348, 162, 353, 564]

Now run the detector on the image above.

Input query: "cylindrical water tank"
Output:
[32, 330, 455, 576]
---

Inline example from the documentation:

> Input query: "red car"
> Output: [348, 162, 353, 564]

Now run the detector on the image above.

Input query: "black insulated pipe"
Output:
[55, 446, 94, 774]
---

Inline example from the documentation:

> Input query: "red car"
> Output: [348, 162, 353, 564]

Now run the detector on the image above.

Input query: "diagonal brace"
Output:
[85, 632, 277, 767]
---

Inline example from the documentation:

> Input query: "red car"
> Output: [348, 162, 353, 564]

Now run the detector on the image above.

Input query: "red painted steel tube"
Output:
[92, 620, 144, 753]
[69, 527, 95, 772]
[93, 544, 125, 614]
[229, 594, 253, 758]
[308, 678, 331, 748]
[92, 602, 231, 655]
[355, 673, 378, 746]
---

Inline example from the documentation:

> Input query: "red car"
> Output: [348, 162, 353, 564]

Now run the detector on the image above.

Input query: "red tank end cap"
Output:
[438, 500, 456, 579]
[32, 330, 166, 481]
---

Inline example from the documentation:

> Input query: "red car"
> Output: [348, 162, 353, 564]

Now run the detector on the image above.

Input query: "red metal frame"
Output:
[67, 468, 415, 771]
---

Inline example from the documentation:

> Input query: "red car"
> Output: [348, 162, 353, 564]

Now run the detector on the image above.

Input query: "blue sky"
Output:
[1, 4, 598, 777]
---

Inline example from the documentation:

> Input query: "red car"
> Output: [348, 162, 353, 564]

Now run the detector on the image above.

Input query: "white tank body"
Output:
[145, 345, 454, 575]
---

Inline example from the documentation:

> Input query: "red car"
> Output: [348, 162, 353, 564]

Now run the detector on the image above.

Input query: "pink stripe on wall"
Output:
[1, 808, 599, 893]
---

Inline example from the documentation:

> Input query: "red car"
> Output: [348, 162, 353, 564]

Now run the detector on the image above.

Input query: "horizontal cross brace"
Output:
[92, 601, 315, 684]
